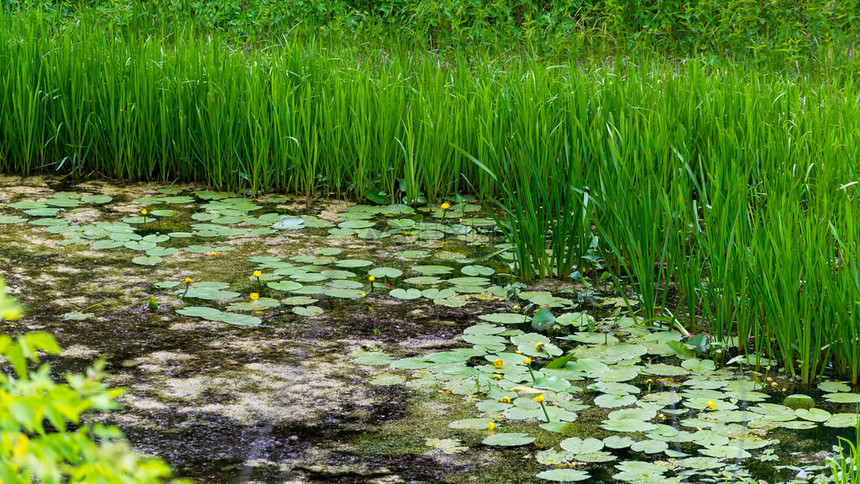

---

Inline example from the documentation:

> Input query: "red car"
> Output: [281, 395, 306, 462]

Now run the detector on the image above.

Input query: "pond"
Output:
[0, 174, 857, 483]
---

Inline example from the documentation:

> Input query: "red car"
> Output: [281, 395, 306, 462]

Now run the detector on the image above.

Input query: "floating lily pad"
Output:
[369, 267, 403, 278]
[818, 381, 851, 393]
[62, 310, 92, 321]
[425, 438, 467, 454]
[824, 393, 860, 404]
[448, 418, 494, 430]
[176, 306, 261, 326]
[132, 255, 163, 266]
[560, 437, 603, 454]
[825, 413, 860, 428]
[479, 313, 529, 325]
[795, 408, 830, 422]
[389, 288, 422, 300]
[535, 469, 590, 482]
[482, 432, 535, 447]
[292, 306, 324, 317]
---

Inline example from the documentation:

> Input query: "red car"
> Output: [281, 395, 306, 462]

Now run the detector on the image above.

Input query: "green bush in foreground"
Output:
[0, 279, 179, 483]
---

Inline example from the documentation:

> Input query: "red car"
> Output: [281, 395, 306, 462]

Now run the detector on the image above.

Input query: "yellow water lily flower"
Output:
[441, 202, 450, 210]
[707, 400, 716, 410]
[253, 270, 262, 278]
[501, 396, 511, 404]
[534, 394, 545, 403]
[250, 293, 260, 301]
[535, 342, 545, 351]
[493, 359, 503, 369]
[185, 277, 192, 283]
[487, 421, 496, 431]
[523, 358, 532, 365]
[368, 275, 375, 282]
[140, 209, 148, 215]
[491, 374, 502, 381]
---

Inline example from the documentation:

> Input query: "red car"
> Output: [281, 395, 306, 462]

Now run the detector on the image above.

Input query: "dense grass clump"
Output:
[4, 0, 859, 62]
[1, 12, 860, 386]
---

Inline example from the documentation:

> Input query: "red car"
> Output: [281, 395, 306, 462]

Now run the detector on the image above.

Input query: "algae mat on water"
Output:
[0, 175, 857, 483]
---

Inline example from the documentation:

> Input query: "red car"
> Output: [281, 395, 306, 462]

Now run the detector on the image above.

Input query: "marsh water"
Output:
[0, 174, 857, 483]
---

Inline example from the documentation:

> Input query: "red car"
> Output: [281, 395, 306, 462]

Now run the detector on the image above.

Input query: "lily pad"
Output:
[535, 469, 590, 482]
[482, 432, 535, 447]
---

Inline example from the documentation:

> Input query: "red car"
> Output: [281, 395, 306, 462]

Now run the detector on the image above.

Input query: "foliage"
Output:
[3, 0, 858, 62]
[827, 409, 860, 484]
[0, 280, 179, 483]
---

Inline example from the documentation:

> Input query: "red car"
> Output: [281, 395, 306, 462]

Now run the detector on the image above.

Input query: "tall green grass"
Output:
[1, 16, 860, 385]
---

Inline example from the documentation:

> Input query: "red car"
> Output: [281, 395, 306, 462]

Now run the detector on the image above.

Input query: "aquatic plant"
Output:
[827, 409, 860, 484]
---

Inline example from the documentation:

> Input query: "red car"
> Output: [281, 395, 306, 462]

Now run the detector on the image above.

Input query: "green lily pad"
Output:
[425, 438, 467, 454]
[176, 306, 261, 326]
[603, 435, 635, 449]
[448, 418, 494, 430]
[560, 437, 603, 454]
[795, 408, 830, 422]
[825, 413, 860, 428]
[482, 432, 534, 447]
[292, 306, 324, 317]
[273, 216, 305, 230]
[132, 255, 163, 266]
[535, 469, 590, 482]
[818, 381, 851, 393]
[824, 393, 860, 404]
[390, 288, 422, 300]
[595, 393, 637, 408]
[479, 313, 529, 325]
[462, 265, 494, 276]
[62, 310, 93, 321]
[0, 216, 27, 224]
[630, 439, 668, 454]
[535, 449, 574, 465]
[369, 267, 403, 278]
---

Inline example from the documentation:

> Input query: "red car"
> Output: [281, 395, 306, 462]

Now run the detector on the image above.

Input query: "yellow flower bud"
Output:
[493, 359, 503, 369]
[368, 275, 376, 282]
[253, 270, 262, 278]
[492, 374, 502, 381]
[487, 421, 495, 431]
[535, 394, 545, 403]
[185, 277, 192, 283]
[523, 358, 532, 365]
[707, 400, 716, 410]
[535, 342, 545, 351]
[250, 293, 260, 301]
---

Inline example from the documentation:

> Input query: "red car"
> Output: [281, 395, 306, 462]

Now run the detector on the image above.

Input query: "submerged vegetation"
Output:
[2, 0, 860, 482]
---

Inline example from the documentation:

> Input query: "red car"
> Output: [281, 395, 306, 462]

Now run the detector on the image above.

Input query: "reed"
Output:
[1, 14, 860, 384]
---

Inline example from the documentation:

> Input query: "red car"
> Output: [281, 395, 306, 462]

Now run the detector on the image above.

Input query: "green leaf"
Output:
[482, 432, 535, 447]
[544, 353, 576, 369]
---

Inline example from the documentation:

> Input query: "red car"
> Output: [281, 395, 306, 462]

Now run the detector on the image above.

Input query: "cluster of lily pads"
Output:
[354, 311, 860, 482]
[3, 184, 859, 483]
